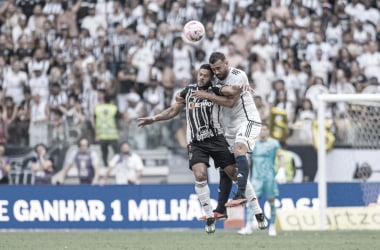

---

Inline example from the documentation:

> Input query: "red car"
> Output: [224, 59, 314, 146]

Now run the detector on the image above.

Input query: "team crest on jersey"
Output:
[188, 101, 195, 109]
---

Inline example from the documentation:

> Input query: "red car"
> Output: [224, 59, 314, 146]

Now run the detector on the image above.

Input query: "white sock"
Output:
[245, 180, 263, 215]
[195, 181, 213, 218]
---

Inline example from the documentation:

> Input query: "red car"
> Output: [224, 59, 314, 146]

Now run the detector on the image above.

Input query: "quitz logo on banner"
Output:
[0, 183, 377, 229]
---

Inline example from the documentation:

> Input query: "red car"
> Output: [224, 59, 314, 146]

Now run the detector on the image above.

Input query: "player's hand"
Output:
[237, 84, 255, 93]
[137, 117, 155, 127]
[192, 90, 210, 100]
[175, 93, 184, 103]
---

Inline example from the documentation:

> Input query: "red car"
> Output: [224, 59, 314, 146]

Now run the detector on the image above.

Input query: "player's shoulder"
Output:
[228, 67, 248, 82]
[230, 67, 244, 76]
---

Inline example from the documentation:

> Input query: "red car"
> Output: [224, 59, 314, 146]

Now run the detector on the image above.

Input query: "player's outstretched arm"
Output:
[137, 102, 185, 127]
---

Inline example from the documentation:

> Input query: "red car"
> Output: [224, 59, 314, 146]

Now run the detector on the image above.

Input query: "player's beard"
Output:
[216, 70, 228, 80]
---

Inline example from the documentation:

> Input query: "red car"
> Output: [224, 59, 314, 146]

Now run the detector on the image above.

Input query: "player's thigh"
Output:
[263, 178, 279, 199]
[234, 122, 261, 152]
[208, 135, 236, 169]
[188, 143, 210, 170]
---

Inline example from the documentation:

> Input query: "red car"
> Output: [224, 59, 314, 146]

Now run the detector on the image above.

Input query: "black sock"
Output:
[216, 170, 232, 213]
[236, 155, 249, 193]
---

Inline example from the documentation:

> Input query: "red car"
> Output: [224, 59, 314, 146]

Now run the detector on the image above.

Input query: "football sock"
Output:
[195, 181, 213, 218]
[216, 170, 232, 213]
[245, 180, 263, 214]
[270, 201, 276, 225]
[236, 155, 249, 192]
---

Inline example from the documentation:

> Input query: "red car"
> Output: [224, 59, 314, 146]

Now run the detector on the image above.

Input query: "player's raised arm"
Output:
[137, 101, 185, 127]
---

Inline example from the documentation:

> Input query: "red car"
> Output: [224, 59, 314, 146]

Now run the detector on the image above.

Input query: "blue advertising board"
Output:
[0, 183, 378, 229]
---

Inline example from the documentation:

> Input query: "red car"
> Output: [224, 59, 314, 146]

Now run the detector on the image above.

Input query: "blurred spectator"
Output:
[30, 143, 54, 185]
[120, 91, 146, 149]
[59, 137, 100, 185]
[116, 53, 137, 112]
[29, 92, 49, 147]
[3, 60, 28, 106]
[171, 36, 193, 86]
[12, 14, 32, 45]
[254, 95, 270, 124]
[93, 89, 119, 166]
[129, 34, 154, 96]
[29, 64, 49, 101]
[65, 94, 86, 143]
[0, 105, 7, 144]
[80, 4, 106, 38]
[56, 0, 82, 37]
[0, 143, 10, 184]
[362, 77, 380, 94]
[27, 4, 47, 35]
[101, 141, 144, 185]
[310, 48, 333, 85]
[273, 89, 295, 124]
[4, 96, 17, 144]
[274, 142, 295, 183]
[14, 87, 32, 146]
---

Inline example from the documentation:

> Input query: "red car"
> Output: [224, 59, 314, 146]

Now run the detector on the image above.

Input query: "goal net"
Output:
[317, 94, 380, 229]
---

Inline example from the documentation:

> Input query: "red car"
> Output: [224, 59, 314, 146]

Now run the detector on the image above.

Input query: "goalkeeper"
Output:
[238, 123, 281, 236]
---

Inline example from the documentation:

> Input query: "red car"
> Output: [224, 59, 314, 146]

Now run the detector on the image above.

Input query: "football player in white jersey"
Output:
[193, 52, 267, 229]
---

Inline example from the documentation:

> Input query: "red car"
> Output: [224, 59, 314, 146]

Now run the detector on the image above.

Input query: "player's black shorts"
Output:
[188, 134, 236, 170]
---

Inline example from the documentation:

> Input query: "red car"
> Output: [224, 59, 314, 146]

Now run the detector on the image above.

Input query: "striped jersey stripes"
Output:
[179, 83, 224, 143]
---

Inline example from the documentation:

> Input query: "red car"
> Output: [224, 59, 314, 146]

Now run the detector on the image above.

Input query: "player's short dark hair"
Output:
[209, 52, 226, 64]
[199, 64, 213, 75]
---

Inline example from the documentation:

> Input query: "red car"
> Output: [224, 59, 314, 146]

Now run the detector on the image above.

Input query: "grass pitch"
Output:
[0, 229, 378, 250]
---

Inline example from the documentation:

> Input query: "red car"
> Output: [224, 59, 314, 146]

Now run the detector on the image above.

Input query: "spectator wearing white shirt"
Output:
[3, 60, 28, 106]
[129, 35, 155, 96]
[362, 77, 380, 93]
[357, 41, 380, 81]
[294, 5, 311, 28]
[329, 69, 356, 116]
[304, 76, 329, 113]
[344, 0, 365, 20]
[310, 48, 332, 86]
[81, 5, 107, 38]
[12, 14, 32, 45]
[362, 0, 380, 26]
[101, 141, 144, 185]
[28, 64, 49, 102]
[351, 19, 370, 45]
[251, 57, 276, 101]
[202, 22, 220, 60]
[325, 15, 343, 57]
[306, 32, 331, 61]
[251, 34, 276, 72]
[29, 92, 49, 147]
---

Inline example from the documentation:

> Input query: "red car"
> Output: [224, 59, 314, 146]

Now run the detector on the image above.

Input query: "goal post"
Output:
[317, 94, 380, 230]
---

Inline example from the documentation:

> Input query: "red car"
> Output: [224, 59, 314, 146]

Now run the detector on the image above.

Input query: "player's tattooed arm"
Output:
[137, 102, 185, 127]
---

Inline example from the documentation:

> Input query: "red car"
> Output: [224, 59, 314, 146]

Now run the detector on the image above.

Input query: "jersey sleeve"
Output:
[179, 86, 189, 98]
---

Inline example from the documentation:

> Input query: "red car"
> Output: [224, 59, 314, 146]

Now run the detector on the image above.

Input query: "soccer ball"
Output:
[183, 20, 205, 42]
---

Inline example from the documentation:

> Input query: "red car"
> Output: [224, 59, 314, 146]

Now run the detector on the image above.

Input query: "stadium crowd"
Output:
[0, 0, 379, 152]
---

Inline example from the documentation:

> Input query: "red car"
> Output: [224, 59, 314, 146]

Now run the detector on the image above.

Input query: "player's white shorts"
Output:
[225, 121, 261, 153]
